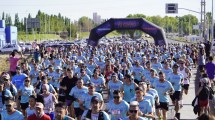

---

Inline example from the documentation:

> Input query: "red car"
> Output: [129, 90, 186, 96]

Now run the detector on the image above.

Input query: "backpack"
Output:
[85, 110, 104, 120]
[198, 86, 210, 100]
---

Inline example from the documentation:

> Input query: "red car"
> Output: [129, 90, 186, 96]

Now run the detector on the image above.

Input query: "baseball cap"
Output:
[35, 102, 44, 109]
[55, 66, 62, 70]
[48, 65, 54, 68]
[91, 96, 99, 103]
[112, 73, 117, 77]
[2, 73, 10, 80]
[173, 64, 179, 68]
[88, 82, 95, 87]
[135, 87, 144, 92]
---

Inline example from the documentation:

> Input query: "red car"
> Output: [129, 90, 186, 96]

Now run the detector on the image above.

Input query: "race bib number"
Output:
[111, 110, 121, 115]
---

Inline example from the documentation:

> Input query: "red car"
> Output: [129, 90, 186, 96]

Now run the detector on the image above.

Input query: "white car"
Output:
[0, 44, 22, 53]
[24, 43, 32, 51]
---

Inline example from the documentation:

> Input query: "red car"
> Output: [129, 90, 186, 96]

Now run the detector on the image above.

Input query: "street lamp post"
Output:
[211, 0, 214, 42]
[70, 22, 71, 41]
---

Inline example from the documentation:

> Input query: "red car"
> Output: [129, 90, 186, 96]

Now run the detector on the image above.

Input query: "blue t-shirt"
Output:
[107, 100, 129, 120]
[69, 86, 88, 108]
[108, 80, 123, 100]
[123, 83, 136, 102]
[162, 68, 173, 78]
[96, 61, 106, 69]
[1, 110, 24, 120]
[81, 92, 103, 109]
[54, 58, 64, 67]
[148, 76, 159, 87]
[19, 85, 34, 103]
[147, 88, 159, 100]
[142, 69, 151, 80]
[79, 74, 91, 85]
[144, 94, 155, 106]
[130, 98, 152, 114]
[26, 107, 35, 117]
[12, 73, 27, 90]
[52, 72, 61, 87]
[30, 70, 39, 85]
[90, 77, 105, 92]
[34, 51, 40, 60]
[132, 66, 144, 81]
[167, 73, 183, 91]
[152, 63, 163, 72]
[86, 64, 97, 73]
[153, 80, 174, 102]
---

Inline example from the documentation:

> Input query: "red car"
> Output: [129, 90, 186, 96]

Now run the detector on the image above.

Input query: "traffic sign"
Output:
[166, 3, 178, 14]
[25, 18, 40, 28]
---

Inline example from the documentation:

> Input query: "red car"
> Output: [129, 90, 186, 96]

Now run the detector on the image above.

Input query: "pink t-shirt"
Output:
[9, 57, 20, 72]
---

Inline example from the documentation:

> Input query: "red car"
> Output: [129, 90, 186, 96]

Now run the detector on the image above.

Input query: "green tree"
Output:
[78, 16, 93, 32]
[2, 12, 5, 20]
[5, 14, 12, 26]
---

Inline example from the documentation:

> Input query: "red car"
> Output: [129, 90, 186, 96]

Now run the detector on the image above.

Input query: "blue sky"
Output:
[0, 0, 213, 21]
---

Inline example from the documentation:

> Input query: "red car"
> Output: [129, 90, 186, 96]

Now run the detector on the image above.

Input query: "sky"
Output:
[0, 0, 214, 22]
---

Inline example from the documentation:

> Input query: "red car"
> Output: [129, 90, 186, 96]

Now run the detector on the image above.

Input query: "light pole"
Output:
[211, 0, 214, 42]
[70, 22, 71, 41]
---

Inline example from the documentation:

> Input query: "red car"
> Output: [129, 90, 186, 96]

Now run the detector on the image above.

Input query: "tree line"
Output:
[1, 10, 204, 38]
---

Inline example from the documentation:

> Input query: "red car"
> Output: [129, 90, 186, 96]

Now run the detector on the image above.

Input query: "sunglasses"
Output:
[129, 110, 137, 113]
[25, 80, 30, 82]
[5, 104, 12, 107]
[113, 96, 120, 99]
[4, 79, 9, 81]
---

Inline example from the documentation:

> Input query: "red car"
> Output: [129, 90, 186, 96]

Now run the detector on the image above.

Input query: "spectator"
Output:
[7, 51, 23, 76]
[205, 56, 215, 89]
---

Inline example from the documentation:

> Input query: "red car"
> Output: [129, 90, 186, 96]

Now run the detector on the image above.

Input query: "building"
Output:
[93, 12, 102, 24]
[0, 20, 18, 48]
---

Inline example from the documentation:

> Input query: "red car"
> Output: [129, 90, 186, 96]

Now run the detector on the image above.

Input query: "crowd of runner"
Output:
[0, 41, 214, 120]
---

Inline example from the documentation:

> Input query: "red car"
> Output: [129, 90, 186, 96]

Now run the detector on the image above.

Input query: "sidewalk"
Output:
[179, 68, 198, 119]
[167, 68, 198, 120]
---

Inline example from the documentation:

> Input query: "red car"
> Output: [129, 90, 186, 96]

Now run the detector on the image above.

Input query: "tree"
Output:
[5, 14, 12, 26]
[14, 13, 19, 26]
[123, 14, 147, 38]
[78, 16, 93, 32]
[2, 12, 5, 20]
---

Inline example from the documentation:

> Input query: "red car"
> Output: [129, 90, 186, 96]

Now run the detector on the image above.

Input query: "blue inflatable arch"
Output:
[87, 18, 167, 46]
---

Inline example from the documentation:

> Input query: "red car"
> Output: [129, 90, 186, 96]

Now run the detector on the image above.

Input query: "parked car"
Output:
[0, 44, 22, 53]
[24, 43, 32, 51]
[19, 42, 26, 51]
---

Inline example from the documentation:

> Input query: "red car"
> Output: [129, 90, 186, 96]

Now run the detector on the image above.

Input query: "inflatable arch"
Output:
[87, 18, 167, 46]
